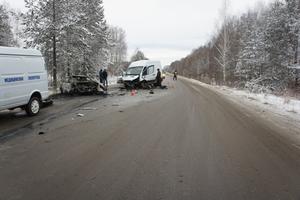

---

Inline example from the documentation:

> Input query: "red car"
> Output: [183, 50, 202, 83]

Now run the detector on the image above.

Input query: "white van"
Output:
[123, 60, 163, 88]
[0, 47, 49, 116]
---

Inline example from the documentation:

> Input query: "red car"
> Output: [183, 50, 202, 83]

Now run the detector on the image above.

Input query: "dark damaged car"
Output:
[60, 75, 107, 95]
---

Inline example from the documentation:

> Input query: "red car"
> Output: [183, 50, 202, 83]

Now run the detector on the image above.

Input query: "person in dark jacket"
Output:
[99, 69, 103, 84]
[173, 70, 178, 81]
[156, 69, 162, 87]
[102, 69, 108, 87]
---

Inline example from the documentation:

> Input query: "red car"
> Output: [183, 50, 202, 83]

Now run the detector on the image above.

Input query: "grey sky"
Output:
[3, 0, 272, 65]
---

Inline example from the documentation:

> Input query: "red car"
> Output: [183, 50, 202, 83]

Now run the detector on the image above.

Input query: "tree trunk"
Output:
[223, 0, 228, 85]
[52, 35, 57, 90]
[52, 0, 57, 90]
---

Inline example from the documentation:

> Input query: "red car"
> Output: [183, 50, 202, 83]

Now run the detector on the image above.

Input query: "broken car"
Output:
[60, 75, 107, 95]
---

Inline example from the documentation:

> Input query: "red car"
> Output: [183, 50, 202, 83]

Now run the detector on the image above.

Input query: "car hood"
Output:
[122, 75, 139, 82]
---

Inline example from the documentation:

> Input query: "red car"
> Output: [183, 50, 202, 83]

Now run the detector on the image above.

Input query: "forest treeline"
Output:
[0, 0, 127, 89]
[169, 0, 300, 94]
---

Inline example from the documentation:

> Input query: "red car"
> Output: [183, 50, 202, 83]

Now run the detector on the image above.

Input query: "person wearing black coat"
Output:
[156, 69, 162, 87]
[102, 69, 108, 86]
[99, 69, 103, 84]
[173, 70, 178, 81]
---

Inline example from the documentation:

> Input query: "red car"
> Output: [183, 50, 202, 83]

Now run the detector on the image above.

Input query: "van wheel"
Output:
[26, 97, 41, 116]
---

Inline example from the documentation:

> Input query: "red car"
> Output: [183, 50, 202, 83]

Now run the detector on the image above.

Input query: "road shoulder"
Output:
[181, 77, 300, 152]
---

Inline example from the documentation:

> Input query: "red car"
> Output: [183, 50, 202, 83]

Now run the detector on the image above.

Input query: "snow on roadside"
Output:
[185, 77, 300, 116]
[218, 86, 300, 115]
[182, 77, 300, 144]
[48, 88, 60, 96]
[108, 76, 118, 86]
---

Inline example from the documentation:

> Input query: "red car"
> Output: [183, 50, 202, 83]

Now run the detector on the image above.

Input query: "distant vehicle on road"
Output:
[60, 75, 106, 95]
[0, 47, 49, 116]
[123, 60, 163, 89]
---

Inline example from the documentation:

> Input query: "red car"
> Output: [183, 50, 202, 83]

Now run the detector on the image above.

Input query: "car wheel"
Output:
[26, 97, 41, 116]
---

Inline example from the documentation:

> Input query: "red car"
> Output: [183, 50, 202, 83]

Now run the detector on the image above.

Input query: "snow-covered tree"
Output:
[107, 26, 127, 75]
[9, 9, 24, 47]
[285, 0, 300, 65]
[23, 0, 109, 88]
[23, 0, 68, 89]
[0, 4, 15, 46]
[285, 0, 300, 86]
[259, 1, 291, 91]
[236, 11, 266, 84]
[74, 0, 108, 75]
[170, 0, 300, 93]
[130, 49, 148, 62]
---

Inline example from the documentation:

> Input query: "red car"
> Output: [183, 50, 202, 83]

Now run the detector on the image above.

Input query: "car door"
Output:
[142, 65, 156, 82]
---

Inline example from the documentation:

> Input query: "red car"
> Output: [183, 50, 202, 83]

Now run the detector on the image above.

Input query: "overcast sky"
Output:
[4, 0, 272, 66]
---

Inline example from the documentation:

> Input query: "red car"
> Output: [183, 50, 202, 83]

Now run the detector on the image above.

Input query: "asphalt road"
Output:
[1, 79, 300, 200]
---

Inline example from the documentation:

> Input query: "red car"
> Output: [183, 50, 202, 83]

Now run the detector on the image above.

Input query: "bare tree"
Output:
[215, 0, 230, 84]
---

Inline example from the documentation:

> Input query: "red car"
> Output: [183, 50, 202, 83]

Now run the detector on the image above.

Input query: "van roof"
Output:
[130, 60, 160, 67]
[0, 46, 42, 57]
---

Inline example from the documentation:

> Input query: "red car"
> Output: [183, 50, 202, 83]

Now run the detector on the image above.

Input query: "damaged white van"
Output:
[123, 60, 163, 88]
[0, 47, 49, 116]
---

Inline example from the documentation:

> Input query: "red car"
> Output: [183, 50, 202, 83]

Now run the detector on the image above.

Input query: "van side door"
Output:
[0, 71, 4, 109]
[0, 55, 26, 109]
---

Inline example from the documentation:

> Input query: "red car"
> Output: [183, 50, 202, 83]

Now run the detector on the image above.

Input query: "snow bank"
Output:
[108, 76, 118, 86]
[185, 77, 300, 116]
[48, 88, 60, 96]
[219, 86, 300, 114]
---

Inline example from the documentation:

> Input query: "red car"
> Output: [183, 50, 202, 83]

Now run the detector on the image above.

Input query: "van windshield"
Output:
[126, 66, 144, 75]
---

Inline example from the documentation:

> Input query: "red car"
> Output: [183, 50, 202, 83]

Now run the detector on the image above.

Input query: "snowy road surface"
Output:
[0, 78, 300, 200]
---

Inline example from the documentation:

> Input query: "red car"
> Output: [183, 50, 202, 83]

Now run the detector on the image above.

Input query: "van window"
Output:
[126, 66, 144, 75]
[142, 67, 147, 76]
[147, 66, 154, 75]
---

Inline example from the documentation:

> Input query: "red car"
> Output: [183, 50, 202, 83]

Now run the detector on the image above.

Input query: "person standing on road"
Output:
[156, 69, 162, 87]
[173, 70, 178, 81]
[103, 69, 108, 87]
[99, 69, 104, 84]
